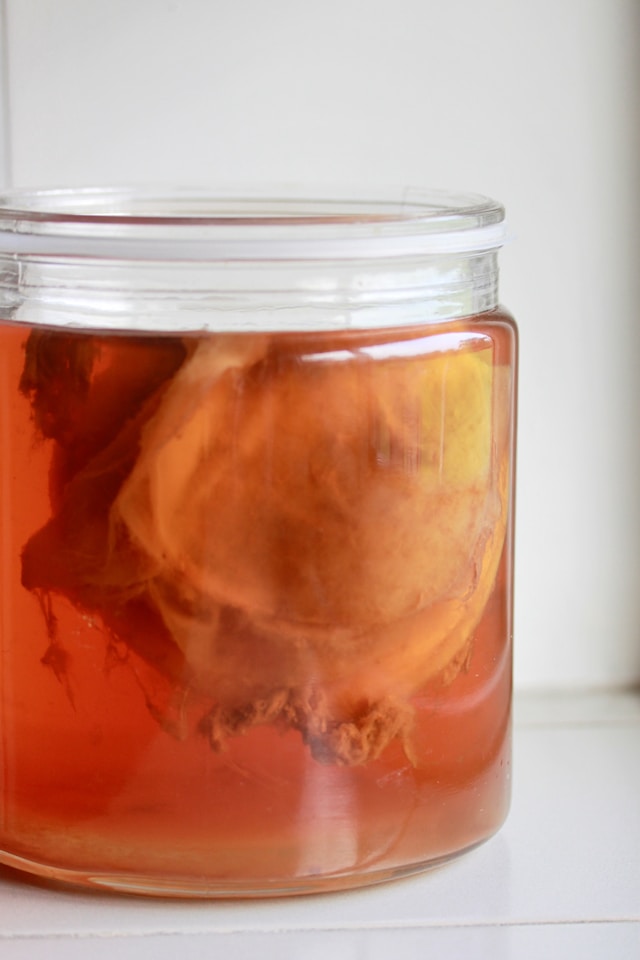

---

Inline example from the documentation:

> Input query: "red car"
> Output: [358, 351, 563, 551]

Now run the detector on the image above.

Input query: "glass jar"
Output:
[0, 187, 517, 897]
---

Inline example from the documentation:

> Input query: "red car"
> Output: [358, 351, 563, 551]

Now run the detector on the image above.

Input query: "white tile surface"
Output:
[2, 0, 640, 691]
[2, 925, 640, 960]
[1, 692, 638, 957]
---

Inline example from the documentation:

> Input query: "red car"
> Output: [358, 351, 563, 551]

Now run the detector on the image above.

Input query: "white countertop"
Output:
[1, 691, 639, 959]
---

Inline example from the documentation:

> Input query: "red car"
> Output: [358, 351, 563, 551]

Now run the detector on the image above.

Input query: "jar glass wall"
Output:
[0, 188, 517, 896]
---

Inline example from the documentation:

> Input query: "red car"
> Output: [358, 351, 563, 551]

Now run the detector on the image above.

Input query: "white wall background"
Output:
[0, 0, 638, 691]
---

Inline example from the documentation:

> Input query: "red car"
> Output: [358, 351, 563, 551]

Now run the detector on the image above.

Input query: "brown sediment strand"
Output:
[199, 687, 414, 767]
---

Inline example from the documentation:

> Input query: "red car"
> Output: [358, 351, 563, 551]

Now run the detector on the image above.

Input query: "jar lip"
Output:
[0, 185, 506, 261]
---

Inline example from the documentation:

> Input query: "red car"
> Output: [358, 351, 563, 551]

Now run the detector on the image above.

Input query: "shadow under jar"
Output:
[0, 186, 517, 897]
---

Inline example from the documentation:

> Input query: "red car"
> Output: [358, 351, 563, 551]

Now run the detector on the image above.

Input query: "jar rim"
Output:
[0, 185, 506, 261]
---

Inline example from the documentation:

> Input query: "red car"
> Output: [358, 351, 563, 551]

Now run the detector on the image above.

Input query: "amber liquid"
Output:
[0, 314, 516, 896]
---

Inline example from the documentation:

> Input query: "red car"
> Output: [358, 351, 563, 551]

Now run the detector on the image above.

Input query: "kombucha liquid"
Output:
[0, 314, 515, 895]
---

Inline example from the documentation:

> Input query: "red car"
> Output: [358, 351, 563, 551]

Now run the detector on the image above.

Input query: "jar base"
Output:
[0, 838, 493, 900]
